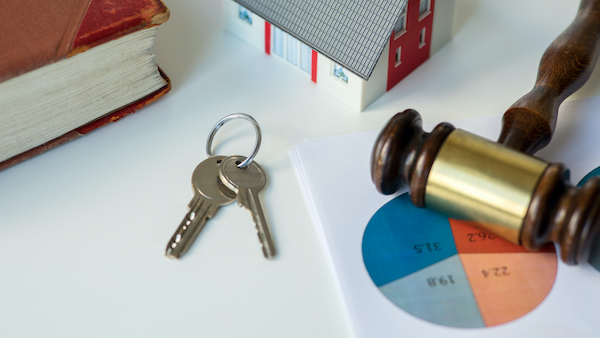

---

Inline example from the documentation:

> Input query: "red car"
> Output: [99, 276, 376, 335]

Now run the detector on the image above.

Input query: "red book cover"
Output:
[0, 0, 171, 171]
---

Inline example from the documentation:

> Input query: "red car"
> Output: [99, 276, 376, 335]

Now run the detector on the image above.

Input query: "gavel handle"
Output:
[499, 0, 600, 154]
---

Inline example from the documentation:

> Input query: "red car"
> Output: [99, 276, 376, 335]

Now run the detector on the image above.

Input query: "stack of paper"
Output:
[290, 97, 600, 337]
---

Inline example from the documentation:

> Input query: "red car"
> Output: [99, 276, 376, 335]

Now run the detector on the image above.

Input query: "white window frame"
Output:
[418, 0, 431, 21]
[419, 27, 426, 48]
[393, 7, 407, 39]
[238, 5, 253, 25]
[332, 62, 349, 85]
[395, 46, 402, 67]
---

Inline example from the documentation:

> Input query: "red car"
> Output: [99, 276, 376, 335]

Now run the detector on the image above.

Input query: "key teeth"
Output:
[165, 242, 184, 258]
[165, 239, 183, 259]
[165, 247, 176, 258]
[165, 197, 216, 259]
[254, 223, 276, 259]
[239, 189, 277, 259]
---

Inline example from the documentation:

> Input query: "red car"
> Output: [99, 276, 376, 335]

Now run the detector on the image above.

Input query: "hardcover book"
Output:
[0, 0, 171, 170]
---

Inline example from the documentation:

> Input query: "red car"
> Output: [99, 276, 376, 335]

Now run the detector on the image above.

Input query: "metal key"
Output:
[165, 155, 236, 258]
[219, 155, 277, 259]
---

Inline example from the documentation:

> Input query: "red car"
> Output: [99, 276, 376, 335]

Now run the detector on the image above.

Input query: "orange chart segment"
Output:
[459, 252, 557, 327]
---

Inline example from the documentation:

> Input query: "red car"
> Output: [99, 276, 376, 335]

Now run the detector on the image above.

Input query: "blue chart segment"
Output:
[362, 194, 457, 287]
[577, 167, 600, 272]
[362, 193, 557, 328]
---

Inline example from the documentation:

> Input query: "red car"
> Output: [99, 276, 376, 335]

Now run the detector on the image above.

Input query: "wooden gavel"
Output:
[372, 0, 600, 265]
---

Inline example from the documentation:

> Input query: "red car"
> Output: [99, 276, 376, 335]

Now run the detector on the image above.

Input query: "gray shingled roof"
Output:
[233, 0, 408, 80]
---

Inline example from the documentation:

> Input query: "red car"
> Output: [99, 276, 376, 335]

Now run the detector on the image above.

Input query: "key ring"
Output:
[206, 113, 262, 169]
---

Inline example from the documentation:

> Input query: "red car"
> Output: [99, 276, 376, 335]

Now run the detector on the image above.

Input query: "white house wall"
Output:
[223, 0, 265, 51]
[316, 53, 365, 111]
[430, 0, 457, 54]
[361, 42, 390, 111]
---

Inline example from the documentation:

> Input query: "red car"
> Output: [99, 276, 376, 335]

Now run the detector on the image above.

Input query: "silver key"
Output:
[219, 155, 277, 259]
[165, 155, 236, 258]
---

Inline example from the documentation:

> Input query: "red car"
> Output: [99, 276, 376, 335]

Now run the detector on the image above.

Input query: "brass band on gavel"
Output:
[425, 129, 548, 245]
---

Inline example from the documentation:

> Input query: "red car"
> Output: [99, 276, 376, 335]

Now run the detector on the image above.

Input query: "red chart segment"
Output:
[449, 219, 555, 254]
[459, 252, 557, 327]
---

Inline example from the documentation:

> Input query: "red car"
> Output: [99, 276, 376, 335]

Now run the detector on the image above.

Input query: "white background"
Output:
[0, 0, 598, 337]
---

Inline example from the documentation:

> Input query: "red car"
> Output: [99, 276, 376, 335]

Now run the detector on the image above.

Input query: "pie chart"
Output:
[362, 194, 557, 328]
[578, 167, 600, 272]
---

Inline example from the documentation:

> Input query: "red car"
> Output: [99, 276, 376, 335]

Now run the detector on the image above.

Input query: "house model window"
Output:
[419, 0, 431, 19]
[272, 26, 312, 74]
[287, 34, 299, 66]
[299, 44, 312, 74]
[419, 27, 426, 48]
[238, 5, 252, 25]
[333, 63, 349, 84]
[395, 46, 402, 67]
[273, 26, 284, 57]
[393, 8, 407, 39]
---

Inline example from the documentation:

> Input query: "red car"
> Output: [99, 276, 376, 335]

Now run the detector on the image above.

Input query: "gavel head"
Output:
[372, 109, 600, 265]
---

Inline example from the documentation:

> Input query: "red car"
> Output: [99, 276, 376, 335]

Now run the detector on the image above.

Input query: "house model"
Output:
[224, 0, 456, 111]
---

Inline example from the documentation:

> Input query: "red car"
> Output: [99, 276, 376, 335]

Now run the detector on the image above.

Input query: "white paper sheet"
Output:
[290, 97, 600, 338]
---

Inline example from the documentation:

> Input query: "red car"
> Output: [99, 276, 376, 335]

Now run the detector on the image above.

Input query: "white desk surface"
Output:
[0, 0, 597, 337]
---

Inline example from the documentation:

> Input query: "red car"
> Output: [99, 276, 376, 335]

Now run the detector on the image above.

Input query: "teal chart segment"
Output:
[378, 255, 483, 328]
[577, 167, 600, 272]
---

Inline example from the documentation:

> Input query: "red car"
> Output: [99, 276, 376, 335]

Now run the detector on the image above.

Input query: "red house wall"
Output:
[264, 22, 271, 55]
[387, 0, 435, 91]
